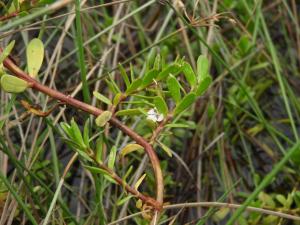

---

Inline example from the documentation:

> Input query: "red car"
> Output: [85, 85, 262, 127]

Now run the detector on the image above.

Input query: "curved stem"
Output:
[1, 52, 164, 210]
[108, 202, 300, 225]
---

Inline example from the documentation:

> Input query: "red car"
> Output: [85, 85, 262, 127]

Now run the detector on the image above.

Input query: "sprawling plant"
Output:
[0, 37, 211, 222]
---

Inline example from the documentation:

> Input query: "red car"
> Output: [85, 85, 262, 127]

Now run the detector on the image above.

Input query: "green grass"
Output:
[74, 0, 90, 103]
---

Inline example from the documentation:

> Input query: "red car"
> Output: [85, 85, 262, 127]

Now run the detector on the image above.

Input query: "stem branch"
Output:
[1, 51, 164, 211]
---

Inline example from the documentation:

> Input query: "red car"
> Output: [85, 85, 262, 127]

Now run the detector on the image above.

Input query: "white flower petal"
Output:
[147, 115, 156, 122]
[148, 109, 156, 115]
[147, 108, 164, 122]
[157, 114, 164, 122]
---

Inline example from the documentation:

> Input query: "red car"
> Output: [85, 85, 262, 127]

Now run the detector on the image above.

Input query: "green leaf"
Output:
[61, 138, 82, 150]
[96, 136, 103, 163]
[108, 146, 117, 169]
[276, 194, 287, 206]
[117, 195, 133, 206]
[136, 199, 143, 209]
[123, 165, 133, 183]
[134, 174, 146, 190]
[153, 54, 161, 70]
[285, 193, 293, 208]
[182, 62, 196, 87]
[118, 63, 130, 88]
[157, 141, 172, 157]
[167, 75, 181, 103]
[113, 93, 123, 106]
[60, 122, 73, 139]
[0, 40, 15, 64]
[26, 38, 44, 78]
[130, 63, 135, 81]
[141, 69, 159, 88]
[125, 78, 142, 95]
[84, 165, 110, 176]
[0, 74, 28, 93]
[93, 91, 112, 105]
[197, 55, 209, 81]
[258, 192, 276, 208]
[8, 0, 19, 13]
[153, 96, 168, 116]
[71, 119, 85, 148]
[173, 92, 196, 115]
[83, 120, 90, 148]
[0, 64, 4, 76]
[212, 208, 230, 222]
[165, 123, 196, 129]
[105, 78, 120, 94]
[157, 63, 182, 80]
[103, 174, 117, 184]
[115, 108, 146, 117]
[238, 35, 252, 55]
[95, 111, 112, 127]
[84, 165, 117, 183]
[120, 143, 144, 158]
[195, 75, 212, 96]
[76, 149, 93, 162]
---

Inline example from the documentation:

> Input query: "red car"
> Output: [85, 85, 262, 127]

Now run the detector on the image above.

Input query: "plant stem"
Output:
[1, 52, 164, 211]
[108, 201, 300, 225]
[0, 0, 73, 32]
[91, 155, 161, 210]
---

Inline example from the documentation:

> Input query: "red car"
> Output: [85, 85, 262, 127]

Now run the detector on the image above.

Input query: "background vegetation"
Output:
[0, 0, 300, 224]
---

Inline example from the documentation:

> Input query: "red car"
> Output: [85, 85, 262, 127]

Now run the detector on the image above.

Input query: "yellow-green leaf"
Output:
[113, 93, 123, 106]
[173, 92, 196, 115]
[134, 174, 146, 190]
[27, 38, 44, 78]
[95, 111, 112, 127]
[108, 146, 117, 169]
[136, 199, 143, 209]
[120, 143, 144, 158]
[276, 194, 287, 206]
[0, 64, 5, 76]
[212, 208, 230, 222]
[0, 40, 15, 64]
[93, 91, 112, 105]
[0, 74, 28, 93]
[259, 192, 276, 208]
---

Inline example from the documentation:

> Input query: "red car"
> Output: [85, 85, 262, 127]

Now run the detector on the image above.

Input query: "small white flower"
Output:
[147, 108, 164, 122]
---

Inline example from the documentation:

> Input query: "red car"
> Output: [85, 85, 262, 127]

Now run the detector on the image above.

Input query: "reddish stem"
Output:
[0, 12, 19, 22]
[1, 51, 164, 210]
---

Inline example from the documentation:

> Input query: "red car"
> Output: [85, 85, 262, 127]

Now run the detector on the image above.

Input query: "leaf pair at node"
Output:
[0, 38, 44, 93]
